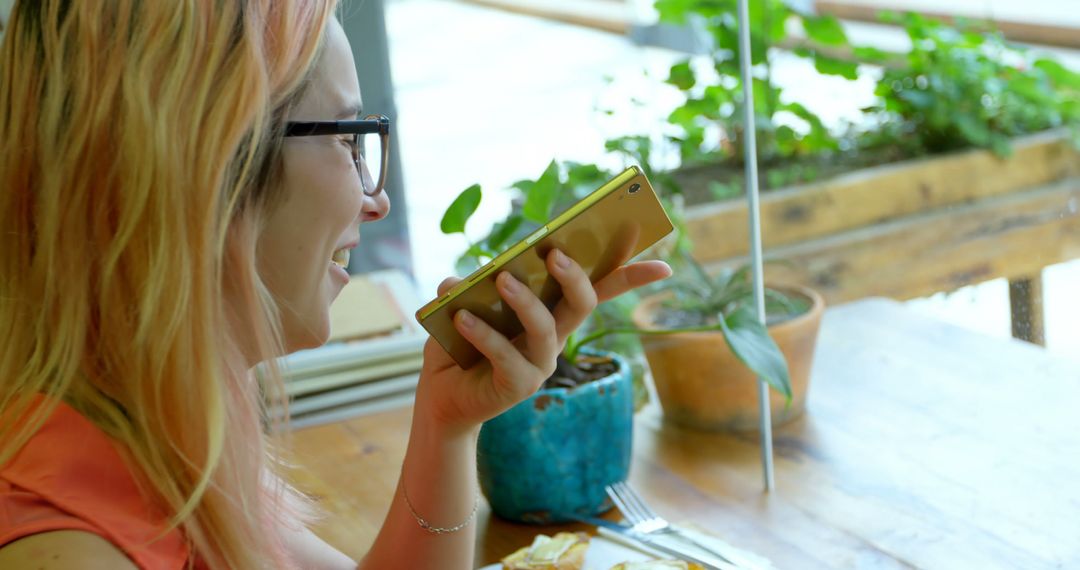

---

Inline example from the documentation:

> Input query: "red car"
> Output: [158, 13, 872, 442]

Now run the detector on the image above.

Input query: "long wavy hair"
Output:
[0, 1, 339, 567]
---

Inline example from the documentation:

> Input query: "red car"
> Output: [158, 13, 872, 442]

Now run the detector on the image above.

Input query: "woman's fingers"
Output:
[437, 253, 669, 381]
[547, 249, 599, 341]
[593, 260, 672, 303]
[495, 271, 559, 373]
[453, 308, 539, 396]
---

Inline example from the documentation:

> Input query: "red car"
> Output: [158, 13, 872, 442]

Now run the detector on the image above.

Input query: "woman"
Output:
[0, 2, 670, 568]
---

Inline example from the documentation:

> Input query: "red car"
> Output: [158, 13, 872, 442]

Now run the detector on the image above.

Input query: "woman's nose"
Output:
[361, 189, 390, 222]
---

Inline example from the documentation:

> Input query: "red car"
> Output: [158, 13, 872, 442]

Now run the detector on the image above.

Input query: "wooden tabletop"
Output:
[286, 298, 1080, 569]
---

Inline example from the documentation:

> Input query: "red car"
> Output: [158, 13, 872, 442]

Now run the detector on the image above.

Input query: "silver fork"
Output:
[606, 481, 737, 566]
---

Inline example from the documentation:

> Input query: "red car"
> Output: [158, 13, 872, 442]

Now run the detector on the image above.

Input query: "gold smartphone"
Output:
[416, 166, 674, 369]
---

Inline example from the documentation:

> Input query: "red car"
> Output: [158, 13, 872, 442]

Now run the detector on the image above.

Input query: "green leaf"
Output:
[802, 15, 848, 46]
[440, 184, 482, 234]
[667, 60, 696, 90]
[564, 162, 609, 198]
[766, 169, 787, 189]
[510, 178, 534, 195]
[764, 288, 810, 318]
[1034, 58, 1080, 90]
[852, 46, 891, 63]
[877, 10, 904, 25]
[485, 214, 524, 251]
[653, 0, 696, 25]
[781, 101, 826, 130]
[955, 113, 991, 147]
[718, 305, 792, 398]
[813, 54, 859, 80]
[989, 135, 1013, 157]
[605, 135, 653, 168]
[454, 252, 482, 276]
[454, 242, 495, 275]
[897, 88, 934, 109]
[708, 180, 740, 200]
[521, 160, 561, 224]
[751, 77, 773, 116]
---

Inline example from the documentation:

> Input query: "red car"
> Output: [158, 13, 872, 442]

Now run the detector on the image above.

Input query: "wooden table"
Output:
[287, 298, 1080, 569]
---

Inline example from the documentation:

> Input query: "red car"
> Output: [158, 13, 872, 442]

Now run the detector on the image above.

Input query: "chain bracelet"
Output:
[401, 478, 480, 535]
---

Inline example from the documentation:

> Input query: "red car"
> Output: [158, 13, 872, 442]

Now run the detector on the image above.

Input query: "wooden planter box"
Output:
[676, 130, 1080, 344]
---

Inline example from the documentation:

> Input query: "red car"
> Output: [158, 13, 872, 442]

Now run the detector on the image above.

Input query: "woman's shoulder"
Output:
[0, 530, 139, 569]
[0, 395, 192, 569]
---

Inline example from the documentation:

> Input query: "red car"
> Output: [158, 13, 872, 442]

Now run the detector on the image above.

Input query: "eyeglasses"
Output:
[284, 114, 390, 196]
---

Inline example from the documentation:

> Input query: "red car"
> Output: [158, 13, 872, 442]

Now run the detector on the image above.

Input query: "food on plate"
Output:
[608, 561, 705, 570]
[501, 532, 590, 570]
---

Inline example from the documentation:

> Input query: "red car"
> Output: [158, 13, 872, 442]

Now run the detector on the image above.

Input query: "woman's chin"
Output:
[282, 318, 331, 355]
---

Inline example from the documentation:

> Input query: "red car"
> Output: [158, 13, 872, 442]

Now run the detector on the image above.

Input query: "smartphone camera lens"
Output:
[628, 183, 640, 194]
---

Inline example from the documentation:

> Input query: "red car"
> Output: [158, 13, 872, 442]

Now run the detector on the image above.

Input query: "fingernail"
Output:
[554, 249, 570, 269]
[501, 272, 520, 294]
[458, 310, 475, 328]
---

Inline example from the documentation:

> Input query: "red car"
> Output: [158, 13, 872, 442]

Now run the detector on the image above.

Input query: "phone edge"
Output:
[414, 165, 643, 323]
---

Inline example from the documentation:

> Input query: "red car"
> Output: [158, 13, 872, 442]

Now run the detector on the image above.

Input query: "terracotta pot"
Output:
[631, 285, 824, 432]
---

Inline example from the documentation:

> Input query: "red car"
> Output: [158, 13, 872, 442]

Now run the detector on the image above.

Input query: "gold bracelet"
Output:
[401, 479, 479, 535]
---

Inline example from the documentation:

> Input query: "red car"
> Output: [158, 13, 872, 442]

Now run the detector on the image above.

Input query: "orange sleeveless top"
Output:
[0, 395, 201, 569]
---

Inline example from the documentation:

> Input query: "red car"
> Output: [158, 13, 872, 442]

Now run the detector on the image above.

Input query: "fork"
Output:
[606, 481, 737, 566]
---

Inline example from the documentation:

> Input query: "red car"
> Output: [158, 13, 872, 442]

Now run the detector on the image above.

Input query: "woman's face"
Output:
[256, 19, 390, 355]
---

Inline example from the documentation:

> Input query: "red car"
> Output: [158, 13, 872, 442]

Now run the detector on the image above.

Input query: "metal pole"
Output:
[736, 0, 776, 492]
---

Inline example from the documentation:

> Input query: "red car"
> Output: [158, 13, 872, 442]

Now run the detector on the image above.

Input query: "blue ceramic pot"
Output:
[477, 349, 633, 524]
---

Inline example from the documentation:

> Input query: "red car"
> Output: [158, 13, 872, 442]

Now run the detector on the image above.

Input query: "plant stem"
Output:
[574, 323, 726, 350]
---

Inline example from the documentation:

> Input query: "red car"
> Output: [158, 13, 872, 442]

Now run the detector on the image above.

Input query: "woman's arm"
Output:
[289, 251, 671, 570]
[356, 409, 481, 570]
[362, 253, 669, 570]
[359, 251, 588, 570]
[277, 416, 480, 570]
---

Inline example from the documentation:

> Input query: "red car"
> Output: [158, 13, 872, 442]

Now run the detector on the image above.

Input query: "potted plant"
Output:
[440, 158, 809, 520]
[630, 252, 823, 431]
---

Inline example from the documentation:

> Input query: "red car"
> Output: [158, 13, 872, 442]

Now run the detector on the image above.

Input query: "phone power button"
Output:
[525, 226, 548, 245]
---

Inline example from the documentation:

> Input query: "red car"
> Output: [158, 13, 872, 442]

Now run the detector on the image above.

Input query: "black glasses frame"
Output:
[284, 114, 390, 196]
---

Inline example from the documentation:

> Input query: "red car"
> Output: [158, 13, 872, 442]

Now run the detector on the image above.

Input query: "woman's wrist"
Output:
[398, 399, 482, 536]
[411, 384, 484, 440]
[411, 409, 481, 446]
[401, 470, 480, 535]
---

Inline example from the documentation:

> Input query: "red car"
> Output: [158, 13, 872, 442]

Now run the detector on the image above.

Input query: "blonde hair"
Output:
[0, 1, 338, 567]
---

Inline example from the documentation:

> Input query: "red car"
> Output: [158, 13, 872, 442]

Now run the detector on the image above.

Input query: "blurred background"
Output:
[7, 1, 1074, 423]
[348, 0, 1079, 361]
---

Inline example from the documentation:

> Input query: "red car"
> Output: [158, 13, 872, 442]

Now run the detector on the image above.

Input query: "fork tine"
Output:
[608, 481, 650, 524]
[619, 481, 660, 521]
[606, 483, 641, 523]
[605, 483, 639, 524]
[608, 482, 738, 567]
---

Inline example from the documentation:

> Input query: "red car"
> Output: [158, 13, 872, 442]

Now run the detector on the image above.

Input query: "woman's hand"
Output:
[413, 249, 671, 435]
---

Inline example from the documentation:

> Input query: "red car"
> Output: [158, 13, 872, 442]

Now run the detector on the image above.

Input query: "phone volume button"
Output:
[525, 226, 548, 245]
